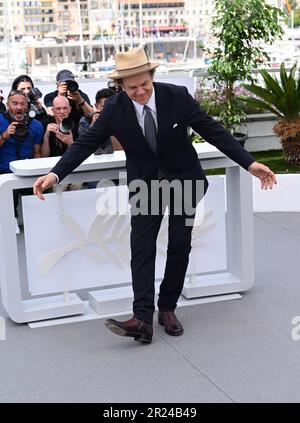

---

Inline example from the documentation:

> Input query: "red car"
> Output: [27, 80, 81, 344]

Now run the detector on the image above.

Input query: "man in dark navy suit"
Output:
[34, 47, 277, 344]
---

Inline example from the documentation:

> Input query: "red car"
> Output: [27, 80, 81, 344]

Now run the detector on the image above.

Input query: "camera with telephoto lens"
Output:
[28, 87, 42, 103]
[59, 117, 74, 134]
[14, 114, 32, 142]
[107, 80, 121, 93]
[27, 87, 46, 119]
[65, 80, 79, 93]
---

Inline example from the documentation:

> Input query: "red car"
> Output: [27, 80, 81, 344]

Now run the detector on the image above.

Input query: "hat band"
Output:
[115, 62, 152, 77]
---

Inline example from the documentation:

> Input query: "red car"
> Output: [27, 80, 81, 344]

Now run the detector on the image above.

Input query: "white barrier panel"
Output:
[22, 177, 226, 296]
[219, 173, 300, 213]
[253, 174, 300, 212]
[1, 144, 254, 323]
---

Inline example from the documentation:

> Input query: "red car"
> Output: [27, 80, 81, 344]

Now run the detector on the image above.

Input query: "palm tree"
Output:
[239, 63, 300, 164]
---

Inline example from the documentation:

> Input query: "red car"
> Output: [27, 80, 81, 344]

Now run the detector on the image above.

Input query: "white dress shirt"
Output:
[132, 88, 158, 136]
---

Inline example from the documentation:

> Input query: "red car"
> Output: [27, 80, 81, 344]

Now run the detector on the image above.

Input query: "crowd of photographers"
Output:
[0, 69, 122, 232]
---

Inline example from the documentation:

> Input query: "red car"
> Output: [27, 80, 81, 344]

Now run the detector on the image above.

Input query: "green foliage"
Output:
[191, 132, 204, 143]
[195, 83, 267, 119]
[205, 0, 284, 133]
[251, 149, 300, 172]
[240, 63, 300, 122]
[289, 8, 300, 27]
[205, 149, 300, 175]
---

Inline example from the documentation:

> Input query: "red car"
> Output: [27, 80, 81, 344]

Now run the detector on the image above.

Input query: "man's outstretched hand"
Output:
[248, 161, 277, 190]
[33, 173, 57, 200]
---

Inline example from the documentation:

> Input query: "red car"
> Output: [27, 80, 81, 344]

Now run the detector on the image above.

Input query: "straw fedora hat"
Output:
[107, 47, 160, 80]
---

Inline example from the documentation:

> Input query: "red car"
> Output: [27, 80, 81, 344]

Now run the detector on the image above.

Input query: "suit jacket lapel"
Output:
[154, 83, 169, 153]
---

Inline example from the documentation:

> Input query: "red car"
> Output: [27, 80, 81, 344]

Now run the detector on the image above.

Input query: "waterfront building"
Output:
[0, 0, 216, 42]
[0, 0, 294, 78]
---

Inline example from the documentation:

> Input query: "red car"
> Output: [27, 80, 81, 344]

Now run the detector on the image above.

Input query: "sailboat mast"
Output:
[76, 0, 85, 61]
[139, 0, 143, 46]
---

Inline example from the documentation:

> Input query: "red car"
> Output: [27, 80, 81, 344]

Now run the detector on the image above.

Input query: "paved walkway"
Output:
[0, 212, 300, 403]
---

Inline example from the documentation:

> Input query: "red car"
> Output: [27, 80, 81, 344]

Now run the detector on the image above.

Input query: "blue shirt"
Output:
[0, 113, 44, 173]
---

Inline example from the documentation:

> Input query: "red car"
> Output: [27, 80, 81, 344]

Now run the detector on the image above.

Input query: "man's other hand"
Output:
[248, 161, 277, 190]
[33, 173, 57, 200]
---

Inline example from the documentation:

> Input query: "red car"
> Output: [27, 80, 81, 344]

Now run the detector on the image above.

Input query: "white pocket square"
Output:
[173, 123, 178, 128]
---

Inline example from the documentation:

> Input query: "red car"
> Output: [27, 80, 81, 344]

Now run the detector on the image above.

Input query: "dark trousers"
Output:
[130, 198, 195, 324]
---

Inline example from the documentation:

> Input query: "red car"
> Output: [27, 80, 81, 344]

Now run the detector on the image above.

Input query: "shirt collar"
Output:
[132, 86, 156, 118]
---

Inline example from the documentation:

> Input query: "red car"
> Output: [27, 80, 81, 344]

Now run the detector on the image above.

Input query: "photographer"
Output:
[107, 80, 122, 94]
[0, 90, 43, 232]
[0, 90, 43, 169]
[41, 96, 74, 158]
[44, 69, 93, 137]
[11, 74, 47, 127]
[0, 89, 6, 113]
[79, 88, 123, 152]
[42, 95, 82, 192]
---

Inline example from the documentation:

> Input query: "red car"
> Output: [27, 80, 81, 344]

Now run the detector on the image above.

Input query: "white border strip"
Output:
[28, 294, 242, 328]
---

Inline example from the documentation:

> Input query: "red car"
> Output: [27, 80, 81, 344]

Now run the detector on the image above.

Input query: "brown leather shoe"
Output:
[158, 311, 184, 336]
[105, 316, 153, 343]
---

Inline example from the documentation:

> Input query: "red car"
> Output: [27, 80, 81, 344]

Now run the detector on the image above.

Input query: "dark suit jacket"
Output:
[51, 82, 255, 204]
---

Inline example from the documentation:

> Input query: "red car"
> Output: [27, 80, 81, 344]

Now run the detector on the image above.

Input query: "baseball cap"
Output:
[56, 69, 75, 82]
